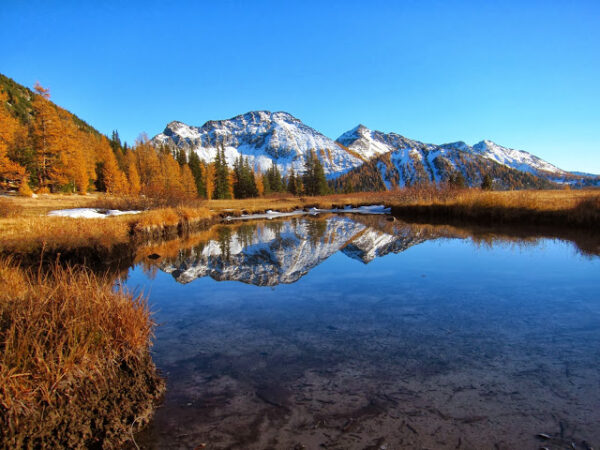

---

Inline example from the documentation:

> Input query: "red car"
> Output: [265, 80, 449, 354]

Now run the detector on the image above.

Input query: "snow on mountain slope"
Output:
[336, 124, 427, 160]
[152, 111, 363, 177]
[154, 113, 594, 187]
[470, 140, 565, 175]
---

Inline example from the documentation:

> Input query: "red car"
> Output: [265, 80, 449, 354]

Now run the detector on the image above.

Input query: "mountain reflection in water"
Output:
[136, 214, 600, 287]
[127, 215, 600, 449]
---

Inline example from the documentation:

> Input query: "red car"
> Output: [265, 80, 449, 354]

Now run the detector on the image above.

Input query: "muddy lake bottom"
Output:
[123, 216, 600, 449]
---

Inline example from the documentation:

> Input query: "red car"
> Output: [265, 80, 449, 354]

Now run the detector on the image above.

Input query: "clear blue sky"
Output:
[2, 0, 599, 172]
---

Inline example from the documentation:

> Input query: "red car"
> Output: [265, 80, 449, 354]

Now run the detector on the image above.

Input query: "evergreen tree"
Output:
[265, 163, 284, 193]
[287, 167, 299, 195]
[262, 171, 271, 195]
[481, 174, 494, 191]
[213, 145, 231, 199]
[188, 152, 206, 197]
[449, 171, 467, 188]
[302, 150, 329, 196]
[175, 148, 188, 166]
[233, 156, 258, 198]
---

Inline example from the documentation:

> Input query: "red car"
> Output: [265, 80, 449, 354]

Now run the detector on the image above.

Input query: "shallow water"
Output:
[124, 215, 600, 449]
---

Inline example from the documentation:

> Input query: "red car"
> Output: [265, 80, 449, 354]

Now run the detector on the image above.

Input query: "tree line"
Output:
[1, 79, 333, 199]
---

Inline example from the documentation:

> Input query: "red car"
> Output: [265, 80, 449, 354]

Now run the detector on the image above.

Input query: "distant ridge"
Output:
[153, 112, 599, 190]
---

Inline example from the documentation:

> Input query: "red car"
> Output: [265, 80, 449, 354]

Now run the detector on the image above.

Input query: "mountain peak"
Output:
[153, 111, 363, 177]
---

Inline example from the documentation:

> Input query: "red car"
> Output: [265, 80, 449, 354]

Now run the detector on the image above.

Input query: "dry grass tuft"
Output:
[0, 259, 164, 448]
[0, 198, 23, 218]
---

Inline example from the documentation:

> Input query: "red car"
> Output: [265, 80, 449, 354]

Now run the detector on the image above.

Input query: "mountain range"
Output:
[152, 111, 599, 190]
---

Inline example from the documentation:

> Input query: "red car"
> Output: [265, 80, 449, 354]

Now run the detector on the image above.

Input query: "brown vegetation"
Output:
[0, 195, 215, 260]
[0, 188, 598, 262]
[387, 188, 600, 228]
[0, 259, 164, 448]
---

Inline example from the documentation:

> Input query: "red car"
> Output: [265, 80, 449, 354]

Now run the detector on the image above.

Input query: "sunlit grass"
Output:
[0, 259, 164, 447]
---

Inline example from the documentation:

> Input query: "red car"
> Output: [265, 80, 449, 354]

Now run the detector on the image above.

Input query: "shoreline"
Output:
[1, 188, 599, 446]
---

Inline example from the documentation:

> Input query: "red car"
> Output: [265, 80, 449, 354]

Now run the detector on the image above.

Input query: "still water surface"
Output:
[124, 215, 600, 449]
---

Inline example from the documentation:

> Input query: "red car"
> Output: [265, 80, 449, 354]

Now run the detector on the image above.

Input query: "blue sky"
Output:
[2, 0, 599, 172]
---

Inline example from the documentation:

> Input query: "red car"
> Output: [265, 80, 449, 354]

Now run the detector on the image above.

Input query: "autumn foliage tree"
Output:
[0, 90, 25, 187]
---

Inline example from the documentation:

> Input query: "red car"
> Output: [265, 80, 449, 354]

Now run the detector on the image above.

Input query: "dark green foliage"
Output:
[188, 152, 206, 197]
[264, 163, 284, 194]
[175, 148, 188, 166]
[109, 130, 127, 172]
[448, 171, 467, 188]
[233, 156, 258, 198]
[94, 162, 106, 192]
[481, 174, 494, 190]
[213, 145, 231, 199]
[302, 150, 329, 196]
[286, 167, 299, 196]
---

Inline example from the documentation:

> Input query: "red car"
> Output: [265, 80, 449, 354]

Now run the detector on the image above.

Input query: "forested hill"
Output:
[0, 73, 198, 200]
[0, 73, 127, 194]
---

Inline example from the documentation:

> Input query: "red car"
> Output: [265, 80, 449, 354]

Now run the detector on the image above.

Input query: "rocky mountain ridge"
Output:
[153, 111, 599, 189]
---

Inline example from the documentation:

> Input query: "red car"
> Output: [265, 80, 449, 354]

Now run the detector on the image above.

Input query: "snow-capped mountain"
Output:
[153, 112, 597, 188]
[157, 217, 433, 286]
[443, 139, 565, 176]
[336, 124, 429, 160]
[334, 126, 551, 190]
[333, 125, 600, 190]
[152, 111, 363, 177]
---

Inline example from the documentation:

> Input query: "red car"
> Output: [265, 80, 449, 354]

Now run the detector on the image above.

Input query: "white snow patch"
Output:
[48, 208, 141, 219]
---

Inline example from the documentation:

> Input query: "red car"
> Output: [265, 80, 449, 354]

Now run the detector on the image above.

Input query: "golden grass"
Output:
[0, 259, 164, 448]
[0, 194, 215, 256]
[386, 188, 600, 227]
[0, 189, 598, 258]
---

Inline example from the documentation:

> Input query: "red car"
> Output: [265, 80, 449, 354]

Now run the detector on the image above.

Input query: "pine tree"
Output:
[302, 150, 329, 196]
[481, 174, 493, 191]
[265, 163, 284, 192]
[175, 148, 188, 166]
[233, 156, 258, 199]
[188, 152, 206, 197]
[213, 145, 231, 199]
[287, 167, 299, 195]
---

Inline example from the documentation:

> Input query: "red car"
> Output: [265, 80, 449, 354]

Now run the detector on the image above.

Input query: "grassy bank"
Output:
[386, 189, 600, 228]
[0, 259, 164, 448]
[0, 195, 215, 264]
[1, 189, 599, 260]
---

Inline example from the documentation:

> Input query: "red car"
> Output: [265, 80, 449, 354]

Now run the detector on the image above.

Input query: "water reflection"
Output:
[135, 215, 600, 287]
[127, 216, 600, 449]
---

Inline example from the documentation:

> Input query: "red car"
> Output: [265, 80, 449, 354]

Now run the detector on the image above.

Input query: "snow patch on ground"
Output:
[48, 208, 141, 219]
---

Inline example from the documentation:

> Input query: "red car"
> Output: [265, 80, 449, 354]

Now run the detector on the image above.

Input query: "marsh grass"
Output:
[0, 259, 164, 448]
[0, 190, 598, 258]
